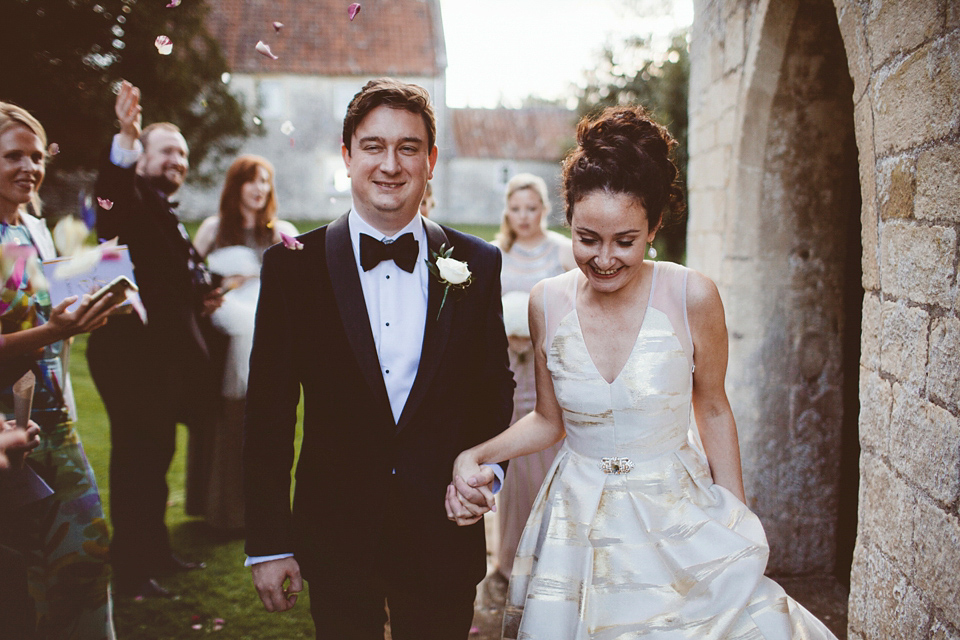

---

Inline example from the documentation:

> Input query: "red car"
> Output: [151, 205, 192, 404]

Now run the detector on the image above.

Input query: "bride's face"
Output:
[571, 190, 655, 294]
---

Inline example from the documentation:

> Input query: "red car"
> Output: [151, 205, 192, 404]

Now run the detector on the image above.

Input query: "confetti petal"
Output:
[47, 142, 60, 156]
[280, 232, 303, 250]
[272, 21, 283, 33]
[192, 624, 202, 631]
[52, 216, 90, 257]
[280, 120, 295, 136]
[252, 116, 262, 126]
[97, 197, 113, 210]
[255, 40, 278, 60]
[155, 35, 173, 55]
[166, 0, 181, 7]
[348, 3, 361, 20]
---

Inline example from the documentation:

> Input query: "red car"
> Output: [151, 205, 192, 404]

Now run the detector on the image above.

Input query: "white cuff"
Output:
[484, 463, 505, 494]
[244, 553, 294, 567]
[110, 134, 143, 168]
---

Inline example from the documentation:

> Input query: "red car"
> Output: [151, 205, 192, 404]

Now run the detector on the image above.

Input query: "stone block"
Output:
[865, 0, 942, 68]
[716, 106, 736, 147]
[950, 0, 960, 29]
[723, 4, 745, 74]
[859, 366, 892, 455]
[854, 96, 879, 291]
[913, 496, 960, 622]
[836, 0, 873, 103]
[848, 536, 929, 640]
[916, 142, 960, 224]
[890, 384, 960, 503]
[858, 453, 917, 570]
[861, 292, 882, 370]
[930, 619, 960, 640]
[929, 315, 960, 407]
[878, 155, 916, 220]
[880, 299, 929, 389]
[873, 33, 960, 154]
[879, 221, 956, 308]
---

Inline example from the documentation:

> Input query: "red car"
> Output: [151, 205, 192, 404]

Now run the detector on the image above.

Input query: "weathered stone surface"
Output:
[835, 0, 873, 102]
[929, 315, 960, 407]
[913, 496, 960, 622]
[880, 299, 929, 389]
[858, 453, 917, 570]
[890, 384, 960, 503]
[878, 155, 916, 220]
[916, 142, 960, 224]
[859, 366, 892, 454]
[879, 221, 956, 308]
[865, 0, 942, 68]
[855, 95, 880, 291]
[848, 538, 929, 640]
[724, 4, 746, 73]
[873, 33, 960, 154]
[930, 619, 960, 640]
[860, 292, 881, 370]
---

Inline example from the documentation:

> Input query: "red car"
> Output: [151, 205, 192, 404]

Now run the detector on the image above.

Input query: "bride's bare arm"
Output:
[688, 270, 746, 503]
[447, 281, 566, 524]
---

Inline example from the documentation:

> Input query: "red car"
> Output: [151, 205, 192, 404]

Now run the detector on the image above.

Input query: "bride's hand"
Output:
[446, 451, 496, 526]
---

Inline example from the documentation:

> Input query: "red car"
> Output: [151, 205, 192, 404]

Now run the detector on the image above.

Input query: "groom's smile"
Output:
[341, 104, 438, 235]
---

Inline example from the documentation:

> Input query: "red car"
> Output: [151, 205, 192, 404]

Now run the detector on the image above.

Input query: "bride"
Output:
[448, 106, 837, 639]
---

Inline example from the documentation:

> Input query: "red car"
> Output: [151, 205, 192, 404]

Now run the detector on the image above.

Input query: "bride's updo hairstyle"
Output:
[562, 106, 684, 231]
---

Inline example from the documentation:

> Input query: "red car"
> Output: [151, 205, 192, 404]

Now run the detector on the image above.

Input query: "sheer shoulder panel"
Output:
[542, 269, 579, 355]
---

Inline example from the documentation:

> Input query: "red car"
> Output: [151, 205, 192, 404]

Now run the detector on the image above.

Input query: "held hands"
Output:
[445, 452, 497, 526]
[0, 420, 41, 471]
[200, 288, 224, 317]
[251, 557, 302, 613]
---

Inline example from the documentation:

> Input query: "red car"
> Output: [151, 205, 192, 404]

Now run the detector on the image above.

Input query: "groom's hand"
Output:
[445, 468, 496, 526]
[251, 557, 302, 612]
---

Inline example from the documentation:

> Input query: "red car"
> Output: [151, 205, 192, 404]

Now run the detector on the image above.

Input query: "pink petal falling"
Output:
[154, 35, 173, 55]
[348, 3, 361, 21]
[47, 142, 60, 156]
[280, 232, 303, 250]
[272, 21, 283, 33]
[96, 197, 114, 210]
[255, 40, 278, 60]
[166, 0, 181, 7]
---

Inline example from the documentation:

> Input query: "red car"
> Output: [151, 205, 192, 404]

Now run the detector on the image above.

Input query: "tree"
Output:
[577, 32, 690, 263]
[0, 0, 248, 190]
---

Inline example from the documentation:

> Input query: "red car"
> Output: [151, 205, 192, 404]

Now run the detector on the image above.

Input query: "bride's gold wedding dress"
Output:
[503, 263, 837, 640]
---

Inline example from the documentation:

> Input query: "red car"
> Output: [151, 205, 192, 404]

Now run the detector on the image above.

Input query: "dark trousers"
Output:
[307, 476, 478, 640]
[87, 316, 213, 585]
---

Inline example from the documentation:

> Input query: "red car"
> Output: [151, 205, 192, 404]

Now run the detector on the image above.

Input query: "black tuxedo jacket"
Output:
[243, 213, 514, 587]
[93, 152, 209, 363]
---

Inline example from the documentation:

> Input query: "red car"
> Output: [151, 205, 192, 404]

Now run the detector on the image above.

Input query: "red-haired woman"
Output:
[190, 155, 297, 532]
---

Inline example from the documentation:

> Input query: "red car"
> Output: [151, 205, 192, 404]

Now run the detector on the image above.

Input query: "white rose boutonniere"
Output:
[426, 243, 472, 318]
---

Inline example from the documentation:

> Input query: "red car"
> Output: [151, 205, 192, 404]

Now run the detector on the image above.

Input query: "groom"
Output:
[243, 78, 514, 639]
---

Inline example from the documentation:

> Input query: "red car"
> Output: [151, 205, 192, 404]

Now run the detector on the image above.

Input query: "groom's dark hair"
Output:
[342, 78, 437, 152]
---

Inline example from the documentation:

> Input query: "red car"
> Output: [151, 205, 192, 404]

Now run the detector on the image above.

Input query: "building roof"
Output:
[451, 108, 577, 162]
[206, 0, 445, 76]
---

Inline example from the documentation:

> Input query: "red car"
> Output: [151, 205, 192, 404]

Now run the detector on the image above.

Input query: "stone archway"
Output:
[725, 0, 862, 579]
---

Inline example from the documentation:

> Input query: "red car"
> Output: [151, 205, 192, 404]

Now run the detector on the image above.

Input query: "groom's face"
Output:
[342, 105, 438, 234]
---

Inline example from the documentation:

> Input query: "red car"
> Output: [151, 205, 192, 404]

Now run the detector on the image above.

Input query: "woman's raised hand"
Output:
[47, 291, 123, 339]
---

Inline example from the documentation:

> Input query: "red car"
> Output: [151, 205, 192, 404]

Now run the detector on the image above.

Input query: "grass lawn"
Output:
[73, 220, 502, 638]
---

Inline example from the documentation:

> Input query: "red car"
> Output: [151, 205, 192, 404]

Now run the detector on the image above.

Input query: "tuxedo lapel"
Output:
[324, 214, 393, 422]
[396, 217, 453, 433]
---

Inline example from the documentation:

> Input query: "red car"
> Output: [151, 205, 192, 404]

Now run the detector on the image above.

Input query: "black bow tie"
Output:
[359, 232, 419, 273]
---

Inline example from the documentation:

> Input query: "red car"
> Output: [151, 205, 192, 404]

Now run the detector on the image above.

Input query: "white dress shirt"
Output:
[348, 210, 428, 423]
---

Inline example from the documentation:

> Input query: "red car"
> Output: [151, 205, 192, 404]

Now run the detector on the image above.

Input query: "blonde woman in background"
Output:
[491, 173, 575, 587]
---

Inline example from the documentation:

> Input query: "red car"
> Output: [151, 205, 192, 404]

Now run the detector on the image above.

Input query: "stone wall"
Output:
[688, 0, 960, 636]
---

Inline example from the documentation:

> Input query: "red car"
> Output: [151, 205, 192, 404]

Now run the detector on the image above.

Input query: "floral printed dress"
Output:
[0, 221, 114, 640]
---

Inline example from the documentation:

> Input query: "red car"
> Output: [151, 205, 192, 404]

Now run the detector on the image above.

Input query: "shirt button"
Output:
[385, 322, 390, 327]
[385, 275, 390, 279]
[385, 369, 390, 374]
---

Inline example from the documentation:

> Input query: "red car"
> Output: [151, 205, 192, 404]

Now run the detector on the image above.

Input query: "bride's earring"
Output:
[647, 244, 657, 259]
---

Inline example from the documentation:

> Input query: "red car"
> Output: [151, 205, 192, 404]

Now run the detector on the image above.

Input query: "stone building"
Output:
[443, 107, 575, 225]
[178, 0, 448, 221]
[687, 0, 959, 637]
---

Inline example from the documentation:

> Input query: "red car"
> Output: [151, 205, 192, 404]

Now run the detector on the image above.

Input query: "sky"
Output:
[439, 0, 694, 109]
